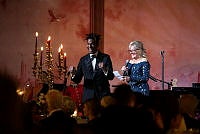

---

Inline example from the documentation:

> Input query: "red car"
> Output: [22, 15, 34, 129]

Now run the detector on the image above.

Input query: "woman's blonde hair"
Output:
[63, 96, 76, 115]
[129, 41, 147, 58]
[45, 89, 63, 110]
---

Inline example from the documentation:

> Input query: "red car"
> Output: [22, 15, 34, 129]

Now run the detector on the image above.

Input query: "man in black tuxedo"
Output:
[69, 33, 114, 103]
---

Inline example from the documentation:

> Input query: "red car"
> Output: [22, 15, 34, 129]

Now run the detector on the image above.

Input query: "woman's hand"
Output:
[98, 62, 108, 73]
[121, 65, 128, 76]
[121, 66, 127, 71]
[68, 66, 76, 76]
[122, 76, 130, 82]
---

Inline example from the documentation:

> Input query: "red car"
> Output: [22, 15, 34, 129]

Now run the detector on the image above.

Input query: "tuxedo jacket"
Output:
[72, 51, 114, 103]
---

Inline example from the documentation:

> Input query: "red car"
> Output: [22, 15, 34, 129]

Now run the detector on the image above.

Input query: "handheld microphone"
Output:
[123, 60, 129, 76]
[125, 60, 129, 67]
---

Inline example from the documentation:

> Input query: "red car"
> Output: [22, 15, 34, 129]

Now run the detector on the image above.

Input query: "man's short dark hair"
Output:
[85, 33, 101, 45]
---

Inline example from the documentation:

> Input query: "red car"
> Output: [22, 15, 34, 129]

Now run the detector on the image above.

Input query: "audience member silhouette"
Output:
[39, 89, 76, 134]
[63, 96, 76, 116]
[179, 94, 200, 130]
[149, 93, 187, 134]
[100, 95, 117, 108]
[2, 69, 199, 134]
[100, 84, 142, 134]
[113, 83, 136, 107]
[0, 70, 34, 134]
[74, 98, 102, 134]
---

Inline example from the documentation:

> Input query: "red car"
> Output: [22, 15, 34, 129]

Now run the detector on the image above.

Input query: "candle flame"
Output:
[35, 32, 38, 37]
[60, 44, 63, 49]
[41, 47, 43, 51]
[58, 47, 61, 53]
[47, 36, 51, 41]
[16, 88, 24, 96]
[71, 109, 78, 117]
[64, 52, 67, 57]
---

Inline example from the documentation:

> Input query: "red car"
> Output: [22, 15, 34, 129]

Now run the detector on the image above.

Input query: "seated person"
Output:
[100, 95, 117, 108]
[179, 94, 200, 130]
[62, 96, 76, 116]
[39, 89, 76, 133]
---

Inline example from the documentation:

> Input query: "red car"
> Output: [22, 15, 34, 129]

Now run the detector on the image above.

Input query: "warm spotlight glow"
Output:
[16, 88, 24, 96]
[58, 47, 61, 53]
[41, 47, 43, 51]
[64, 52, 66, 57]
[71, 109, 77, 117]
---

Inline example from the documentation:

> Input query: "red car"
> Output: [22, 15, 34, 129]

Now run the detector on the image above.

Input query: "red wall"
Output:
[0, 0, 200, 91]
[104, 0, 200, 90]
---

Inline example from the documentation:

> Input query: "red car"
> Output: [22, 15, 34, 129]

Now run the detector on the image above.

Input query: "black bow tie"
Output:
[91, 54, 97, 60]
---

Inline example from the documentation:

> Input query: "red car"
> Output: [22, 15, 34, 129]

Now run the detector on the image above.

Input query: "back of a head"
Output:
[0, 70, 25, 132]
[113, 84, 136, 107]
[83, 98, 101, 118]
[155, 94, 180, 131]
[179, 94, 199, 116]
[100, 95, 117, 108]
[45, 89, 63, 111]
[0, 71, 18, 103]
[133, 92, 149, 109]
[63, 96, 76, 115]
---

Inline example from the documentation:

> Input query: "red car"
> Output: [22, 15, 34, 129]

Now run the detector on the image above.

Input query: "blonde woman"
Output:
[121, 41, 150, 96]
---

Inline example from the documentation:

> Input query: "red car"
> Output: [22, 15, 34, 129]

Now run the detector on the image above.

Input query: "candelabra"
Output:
[32, 53, 39, 77]
[38, 47, 44, 82]
[32, 33, 68, 90]
[57, 43, 67, 81]
[32, 32, 39, 78]
[32, 52, 44, 83]
[46, 36, 54, 90]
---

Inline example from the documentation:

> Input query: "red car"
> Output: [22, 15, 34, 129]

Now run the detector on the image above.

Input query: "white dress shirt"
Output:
[90, 52, 98, 71]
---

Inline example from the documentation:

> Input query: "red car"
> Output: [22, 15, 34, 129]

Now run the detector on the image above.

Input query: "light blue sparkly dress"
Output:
[127, 59, 150, 96]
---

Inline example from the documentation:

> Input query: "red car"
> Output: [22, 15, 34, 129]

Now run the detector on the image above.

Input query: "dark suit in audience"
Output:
[39, 109, 76, 134]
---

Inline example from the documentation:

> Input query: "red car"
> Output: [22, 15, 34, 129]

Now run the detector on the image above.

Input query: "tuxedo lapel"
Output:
[96, 51, 103, 63]
[95, 52, 104, 71]
[85, 54, 93, 74]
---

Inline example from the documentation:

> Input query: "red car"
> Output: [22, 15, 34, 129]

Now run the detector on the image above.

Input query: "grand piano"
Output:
[149, 83, 200, 99]
[172, 83, 200, 96]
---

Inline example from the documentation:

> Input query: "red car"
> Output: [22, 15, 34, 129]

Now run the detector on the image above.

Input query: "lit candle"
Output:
[60, 44, 63, 55]
[35, 32, 38, 54]
[47, 36, 51, 49]
[58, 47, 61, 67]
[64, 52, 67, 68]
[40, 47, 43, 66]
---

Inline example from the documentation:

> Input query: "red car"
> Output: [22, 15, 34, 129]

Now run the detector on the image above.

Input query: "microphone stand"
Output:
[149, 75, 172, 90]
[161, 51, 165, 90]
